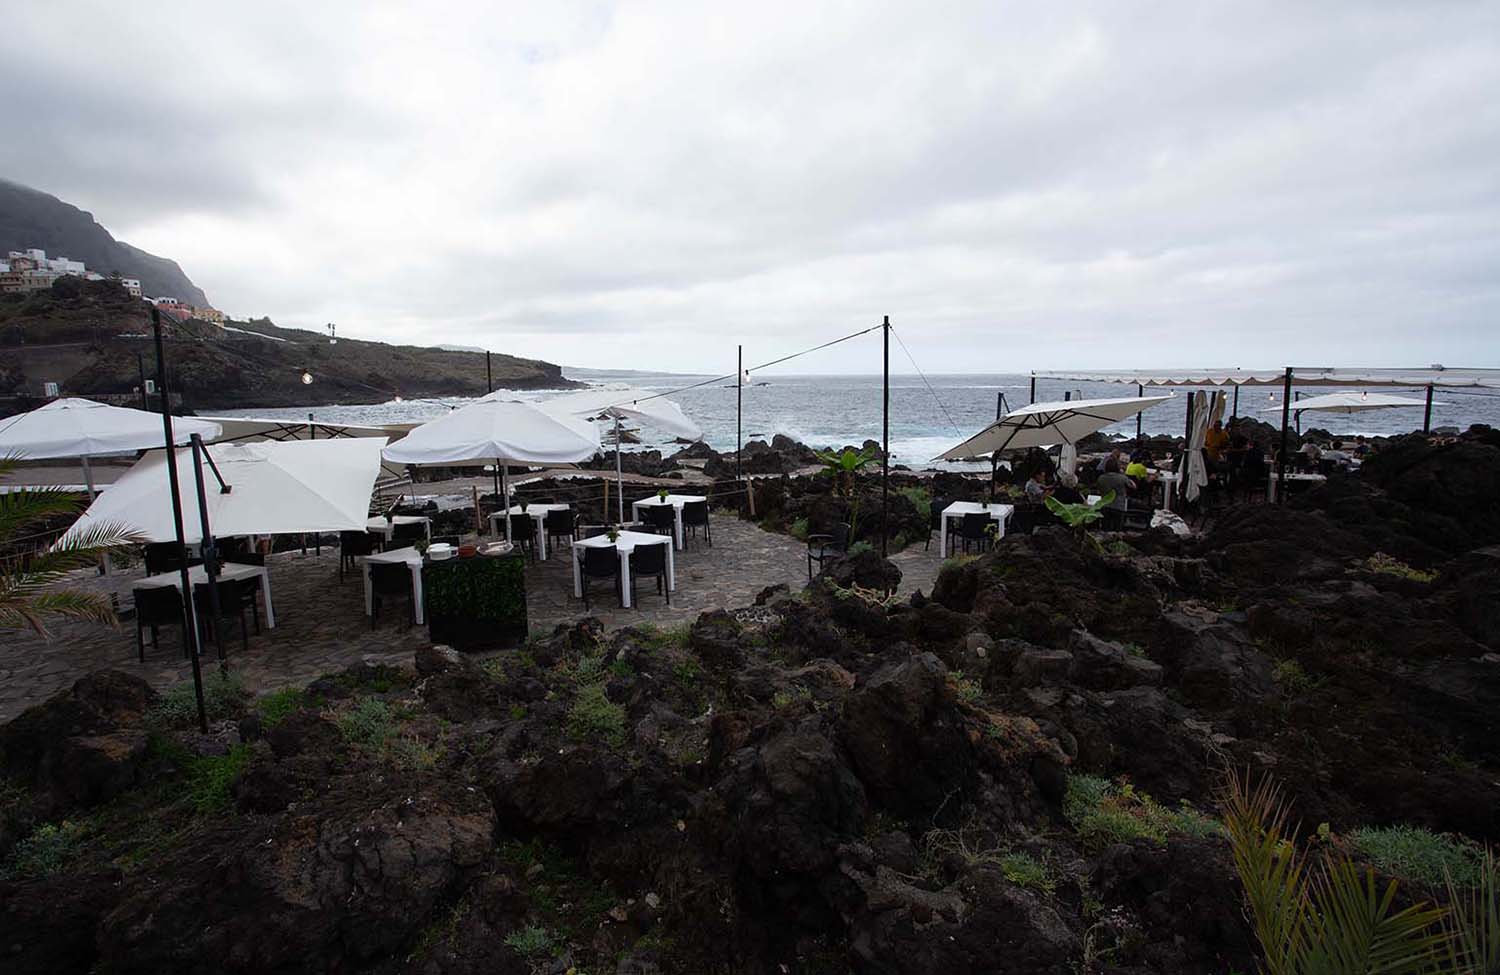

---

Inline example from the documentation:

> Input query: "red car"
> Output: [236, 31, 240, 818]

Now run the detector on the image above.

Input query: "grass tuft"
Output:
[1065, 774, 1220, 851]
[567, 681, 626, 746]
[1350, 825, 1486, 888]
[148, 670, 247, 727]
[1, 820, 85, 879]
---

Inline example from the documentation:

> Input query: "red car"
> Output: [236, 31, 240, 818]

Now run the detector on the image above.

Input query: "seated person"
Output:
[1023, 469, 1048, 502]
[1124, 457, 1150, 479]
[1299, 440, 1323, 462]
[1096, 459, 1135, 511]
[1322, 440, 1352, 464]
[1053, 471, 1084, 504]
[1205, 419, 1230, 462]
[1353, 435, 1370, 457]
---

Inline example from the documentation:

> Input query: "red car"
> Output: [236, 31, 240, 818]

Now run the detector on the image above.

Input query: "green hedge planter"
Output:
[422, 553, 528, 650]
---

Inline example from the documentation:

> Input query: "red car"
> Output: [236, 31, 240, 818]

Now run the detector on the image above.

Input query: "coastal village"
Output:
[1, 247, 223, 322]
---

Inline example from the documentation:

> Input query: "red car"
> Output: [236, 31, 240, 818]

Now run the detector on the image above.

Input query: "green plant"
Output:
[789, 517, 810, 541]
[948, 671, 983, 705]
[939, 554, 978, 575]
[336, 697, 396, 747]
[772, 685, 812, 710]
[385, 733, 443, 771]
[1043, 490, 1114, 553]
[2, 819, 85, 879]
[1350, 825, 1485, 889]
[845, 540, 873, 558]
[1272, 659, 1321, 695]
[149, 670, 247, 727]
[0, 455, 145, 635]
[1445, 847, 1499, 973]
[504, 924, 553, 958]
[256, 687, 309, 729]
[813, 444, 878, 537]
[184, 744, 251, 813]
[899, 485, 932, 522]
[671, 658, 700, 685]
[1363, 553, 1438, 584]
[1222, 770, 1451, 975]
[998, 851, 1055, 894]
[567, 681, 625, 746]
[1065, 774, 1219, 850]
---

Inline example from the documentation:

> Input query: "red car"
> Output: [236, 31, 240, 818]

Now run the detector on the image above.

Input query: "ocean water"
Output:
[218, 371, 1500, 471]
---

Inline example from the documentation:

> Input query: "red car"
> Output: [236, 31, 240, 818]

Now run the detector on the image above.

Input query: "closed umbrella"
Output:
[1177, 391, 1214, 503]
[537, 386, 703, 523]
[0, 398, 222, 497]
[381, 399, 600, 539]
[936, 395, 1173, 461]
[61, 438, 388, 545]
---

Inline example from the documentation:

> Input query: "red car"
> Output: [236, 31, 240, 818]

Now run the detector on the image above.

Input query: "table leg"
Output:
[410, 563, 425, 625]
[361, 561, 374, 617]
[993, 511, 1006, 540]
[674, 507, 684, 550]
[618, 548, 633, 608]
[537, 518, 548, 561]
[571, 546, 583, 598]
[257, 569, 276, 628]
[665, 541, 676, 592]
[939, 514, 949, 557]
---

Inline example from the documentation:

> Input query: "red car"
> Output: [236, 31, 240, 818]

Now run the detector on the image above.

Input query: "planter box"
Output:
[422, 553, 527, 651]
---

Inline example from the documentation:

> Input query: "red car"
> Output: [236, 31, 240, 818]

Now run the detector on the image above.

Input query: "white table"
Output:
[366, 515, 431, 542]
[488, 504, 571, 560]
[571, 530, 675, 608]
[1267, 471, 1326, 503]
[1150, 470, 1182, 511]
[359, 548, 426, 625]
[630, 494, 707, 550]
[939, 501, 1014, 556]
[135, 562, 276, 629]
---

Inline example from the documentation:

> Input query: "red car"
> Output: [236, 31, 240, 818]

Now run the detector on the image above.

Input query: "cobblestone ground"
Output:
[0, 515, 812, 722]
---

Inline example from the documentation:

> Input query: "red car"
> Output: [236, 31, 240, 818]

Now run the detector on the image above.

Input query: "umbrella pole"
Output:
[189, 435, 229, 667]
[501, 462, 510, 541]
[80, 455, 109, 576]
[614, 415, 625, 525]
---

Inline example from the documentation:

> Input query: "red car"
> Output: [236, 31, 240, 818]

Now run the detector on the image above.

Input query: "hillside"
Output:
[0, 278, 576, 412]
[0, 178, 208, 306]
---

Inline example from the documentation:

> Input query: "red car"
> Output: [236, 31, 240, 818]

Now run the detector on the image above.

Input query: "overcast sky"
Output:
[2, 1, 1496, 374]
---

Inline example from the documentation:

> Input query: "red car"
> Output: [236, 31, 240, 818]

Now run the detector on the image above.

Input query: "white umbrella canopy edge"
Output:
[531, 386, 704, 441]
[1258, 392, 1445, 415]
[60, 437, 388, 545]
[381, 400, 600, 466]
[935, 395, 1174, 461]
[0, 398, 222, 458]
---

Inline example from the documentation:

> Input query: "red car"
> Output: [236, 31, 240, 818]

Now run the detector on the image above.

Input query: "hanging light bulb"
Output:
[301, 371, 314, 385]
[1268, 391, 1276, 402]
[393, 394, 404, 403]
[741, 369, 751, 385]
[1360, 390, 1368, 401]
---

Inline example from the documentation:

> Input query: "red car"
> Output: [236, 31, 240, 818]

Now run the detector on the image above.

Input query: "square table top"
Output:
[497, 503, 571, 516]
[361, 547, 423, 566]
[367, 515, 430, 530]
[942, 501, 1015, 518]
[134, 562, 264, 590]
[574, 529, 672, 551]
[633, 494, 708, 507]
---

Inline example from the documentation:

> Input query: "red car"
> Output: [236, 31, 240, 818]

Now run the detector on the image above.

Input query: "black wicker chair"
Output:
[580, 544, 621, 609]
[369, 562, 415, 628]
[681, 500, 711, 547]
[133, 586, 189, 662]
[628, 542, 670, 607]
[806, 522, 850, 581]
[340, 530, 379, 581]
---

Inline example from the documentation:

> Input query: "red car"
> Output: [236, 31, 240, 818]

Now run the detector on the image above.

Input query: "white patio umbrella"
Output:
[1260, 391, 1443, 415]
[935, 395, 1173, 461]
[61, 437, 388, 545]
[381, 399, 601, 538]
[536, 386, 703, 522]
[0, 398, 222, 497]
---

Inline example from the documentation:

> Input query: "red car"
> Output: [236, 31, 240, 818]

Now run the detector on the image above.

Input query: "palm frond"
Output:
[1446, 848, 1500, 974]
[0, 589, 119, 636]
[0, 486, 86, 539]
[1222, 769, 1310, 975]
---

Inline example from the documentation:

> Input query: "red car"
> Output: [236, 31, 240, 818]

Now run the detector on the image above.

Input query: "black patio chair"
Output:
[545, 508, 576, 551]
[580, 544, 621, 610]
[924, 498, 949, 550]
[642, 504, 676, 539]
[143, 542, 200, 577]
[386, 520, 427, 551]
[193, 578, 255, 653]
[507, 513, 537, 560]
[339, 530, 379, 581]
[133, 586, 189, 662]
[807, 522, 850, 582]
[369, 562, 415, 629]
[628, 541, 670, 607]
[959, 512, 993, 554]
[681, 500, 711, 547]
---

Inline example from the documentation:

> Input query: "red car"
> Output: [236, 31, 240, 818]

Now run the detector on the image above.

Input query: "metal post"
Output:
[307, 413, 315, 439]
[1029, 374, 1036, 404]
[1423, 383, 1434, 433]
[1294, 391, 1302, 435]
[152, 308, 208, 733]
[1136, 383, 1144, 445]
[881, 316, 889, 561]
[1231, 385, 1239, 421]
[189, 435, 228, 665]
[614, 414, 625, 524]
[500, 462, 510, 540]
[736, 345, 743, 486]
[485, 350, 493, 393]
[1276, 367, 1293, 503]
[136, 352, 149, 410]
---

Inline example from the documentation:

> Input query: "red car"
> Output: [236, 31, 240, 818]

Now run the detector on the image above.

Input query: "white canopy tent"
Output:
[381, 399, 601, 539]
[61, 437, 388, 545]
[0, 398, 223, 496]
[935, 395, 1174, 461]
[1260, 392, 1444, 415]
[536, 386, 703, 522]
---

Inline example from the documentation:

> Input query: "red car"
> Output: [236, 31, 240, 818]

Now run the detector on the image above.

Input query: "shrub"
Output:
[567, 682, 625, 746]
[998, 851, 1055, 895]
[1065, 774, 1219, 850]
[336, 697, 396, 747]
[1271, 659, 1320, 694]
[771, 686, 812, 710]
[1350, 825, 1486, 888]
[845, 540, 873, 557]
[789, 517, 810, 541]
[899, 486, 932, 521]
[256, 687, 308, 730]
[2, 820, 85, 879]
[149, 670, 247, 727]
[185, 744, 251, 813]
[1364, 552, 1437, 583]
[947, 671, 984, 705]
[504, 925, 552, 958]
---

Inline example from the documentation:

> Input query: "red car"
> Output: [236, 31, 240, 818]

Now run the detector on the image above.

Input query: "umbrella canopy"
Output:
[1260, 392, 1443, 414]
[534, 387, 703, 441]
[935, 395, 1173, 461]
[381, 399, 599, 466]
[61, 438, 387, 545]
[0, 398, 222, 459]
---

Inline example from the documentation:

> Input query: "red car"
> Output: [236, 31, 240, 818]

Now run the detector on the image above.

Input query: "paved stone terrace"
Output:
[0, 514, 834, 721]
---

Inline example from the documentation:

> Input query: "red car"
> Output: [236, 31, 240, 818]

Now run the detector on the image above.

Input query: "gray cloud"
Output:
[1, 0, 1495, 373]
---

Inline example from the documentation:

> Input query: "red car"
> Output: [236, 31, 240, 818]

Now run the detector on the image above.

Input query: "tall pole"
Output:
[152, 308, 208, 733]
[881, 316, 889, 562]
[189, 434, 229, 666]
[486, 352, 500, 503]
[736, 345, 743, 486]
[1231, 385, 1239, 422]
[1276, 367, 1293, 504]
[1423, 383, 1434, 433]
[485, 350, 493, 394]
[136, 352, 149, 410]
[614, 414, 625, 524]
[1029, 374, 1036, 404]
[990, 391, 1004, 501]
[1136, 383, 1144, 445]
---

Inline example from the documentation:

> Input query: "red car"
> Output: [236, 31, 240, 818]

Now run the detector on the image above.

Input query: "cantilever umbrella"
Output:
[380, 398, 601, 538]
[935, 395, 1174, 461]
[1260, 391, 1443, 416]
[0, 398, 222, 496]
[536, 386, 703, 523]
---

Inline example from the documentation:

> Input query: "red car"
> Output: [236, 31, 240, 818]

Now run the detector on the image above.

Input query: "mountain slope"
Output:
[0, 178, 208, 305]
